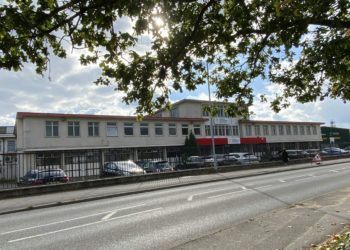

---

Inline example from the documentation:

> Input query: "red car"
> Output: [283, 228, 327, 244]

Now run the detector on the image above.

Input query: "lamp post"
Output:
[206, 61, 217, 169]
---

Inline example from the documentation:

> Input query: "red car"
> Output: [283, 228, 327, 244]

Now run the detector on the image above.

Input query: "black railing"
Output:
[0, 144, 346, 190]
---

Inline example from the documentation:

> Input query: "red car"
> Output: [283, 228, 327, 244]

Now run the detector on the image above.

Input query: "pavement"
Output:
[1, 157, 350, 216]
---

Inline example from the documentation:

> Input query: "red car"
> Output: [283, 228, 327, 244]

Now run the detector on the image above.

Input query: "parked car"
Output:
[175, 156, 206, 170]
[322, 147, 348, 155]
[18, 169, 69, 186]
[138, 160, 174, 173]
[102, 161, 146, 176]
[305, 149, 327, 157]
[342, 146, 350, 152]
[271, 149, 310, 161]
[226, 152, 259, 165]
[221, 154, 241, 165]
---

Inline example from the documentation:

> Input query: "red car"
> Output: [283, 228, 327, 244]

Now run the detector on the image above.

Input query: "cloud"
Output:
[251, 82, 350, 128]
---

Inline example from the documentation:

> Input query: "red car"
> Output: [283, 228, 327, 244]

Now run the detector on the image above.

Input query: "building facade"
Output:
[0, 126, 17, 180]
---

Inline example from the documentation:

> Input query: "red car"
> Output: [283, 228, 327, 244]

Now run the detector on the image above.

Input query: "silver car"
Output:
[226, 152, 259, 165]
[103, 161, 146, 176]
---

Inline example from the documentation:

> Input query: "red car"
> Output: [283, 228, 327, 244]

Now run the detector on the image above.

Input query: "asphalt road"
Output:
[1, 162, 350, 250]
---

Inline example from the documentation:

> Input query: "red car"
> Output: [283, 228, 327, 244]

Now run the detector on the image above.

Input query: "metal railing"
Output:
[0, 145, 346, 190]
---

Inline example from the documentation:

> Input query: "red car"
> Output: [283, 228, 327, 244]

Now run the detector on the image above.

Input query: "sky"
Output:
[1, 14, 350, 129]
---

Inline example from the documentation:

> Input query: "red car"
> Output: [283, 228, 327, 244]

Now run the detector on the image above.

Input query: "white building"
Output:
[13, 99, 324, 174]
[0, 126, 17, 180]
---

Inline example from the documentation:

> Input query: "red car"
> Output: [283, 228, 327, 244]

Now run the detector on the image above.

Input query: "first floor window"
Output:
[286, 125, 291, 135]
[107, 122, 118, 137]
[68, 121, 80, 137]
[312, 126, 317, 135]
[155, 123, 163, 136]
[278, 125, 284, 135]
[271, 125, 277, 135]
[205, 125, 211, 136]
[182, 124, 189, 135]
[293, 125, 299, 135]
[7, 140, 16, 152]
[140, 123, 149, 136]
[169, 124, 177, 136]
[88, 122, 99, 136]
[306, 126, 311, 135]
[263, 125, 269, 136]
[255, 125, 260, 136]
[300, 125, 305, 135]
[232, 126, 239, 136]
[193, 125, 201, 136]
[46, 121, 59, 137]
[124, 123, 134, 136]
[246, 125, 252, 136]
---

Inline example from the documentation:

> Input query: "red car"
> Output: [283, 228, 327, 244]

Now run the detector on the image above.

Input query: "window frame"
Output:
[68, 121, 80, 137]
[106, 122, 118, 137]
[45, 121, 59, 137]
[124, 122, 134, 136]
[88, 122, 99, 137]
[155, 123, 164, 136]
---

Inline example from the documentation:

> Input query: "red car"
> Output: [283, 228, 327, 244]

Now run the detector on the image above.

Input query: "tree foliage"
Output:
[1, 0, 350, 115]
[183, 132, 200, 159]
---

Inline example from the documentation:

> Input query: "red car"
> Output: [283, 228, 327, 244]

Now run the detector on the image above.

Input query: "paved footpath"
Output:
[1, 158, 350, 215]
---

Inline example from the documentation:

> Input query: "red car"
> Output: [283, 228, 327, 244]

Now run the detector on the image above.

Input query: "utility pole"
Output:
[206, 60, 217, 169]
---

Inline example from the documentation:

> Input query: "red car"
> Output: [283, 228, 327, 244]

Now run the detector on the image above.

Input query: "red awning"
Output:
[196, 138, 228, 145]
[240, 137, 267, 144]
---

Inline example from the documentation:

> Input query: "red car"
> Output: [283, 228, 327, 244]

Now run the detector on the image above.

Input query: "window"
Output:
[232, 126, 239, 136]
[169, 124, 177, 136]
[170, 108, 179, 117]
[271, 125, 277, 136]
[194, 125, 201, 136]
[300, 125, 305, 135]
[312, 126, 317, 135]
[155, 123, 163, 136]
[68, 121, 80, 137]
[278, 125, 284, 135]
[254, 125, 260, 136]
[7, 140, 16, 152]
[293, 125, 298, 135]
[205, 125, 211, 136]
[182, 124, 189, 135]
[306, 126, 311, 135]
[286, 125, 291, 135]
[246, 125, 252, 136]
[263, 125, 269, 136]
[107, 122, 118, 137]
[124, 123, 134, 136]
[46, 121, 59, 137]
[226, 126, 232, 136]
[88, 122, 99, 136]
[140, 123, 149, 136]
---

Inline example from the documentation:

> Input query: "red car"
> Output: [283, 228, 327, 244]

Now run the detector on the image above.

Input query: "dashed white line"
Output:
[1, 203, 146, 235]
[187, 186, 246, 201]
[8, 207, 162, 243]
[208, 189, 247, 199]
[279, 180, 286, 183]
[254, 185, 273, 189]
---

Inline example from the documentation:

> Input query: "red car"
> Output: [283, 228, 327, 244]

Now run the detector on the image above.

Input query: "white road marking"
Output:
[208, 189, 247, 199]
[254, 185, 272, 189]
[330, 170, 339, 173]
[1, 203, 146, 235]
[294, 176, 312, 182]
[187, 186, 246, 201]
[101, 211, 117, 221]
[8, 207, 162, 243]
[279, 180, 286, 183]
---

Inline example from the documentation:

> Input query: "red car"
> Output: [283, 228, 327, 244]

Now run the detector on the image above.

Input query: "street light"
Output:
[206, 60, 217, 169]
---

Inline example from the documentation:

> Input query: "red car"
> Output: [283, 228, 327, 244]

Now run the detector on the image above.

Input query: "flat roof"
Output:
[239, 119, 324, 125]
[16, 112, 208, 122]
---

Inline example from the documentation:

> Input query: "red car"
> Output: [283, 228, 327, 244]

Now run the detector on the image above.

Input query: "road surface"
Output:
[1, 162, 350, 249]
